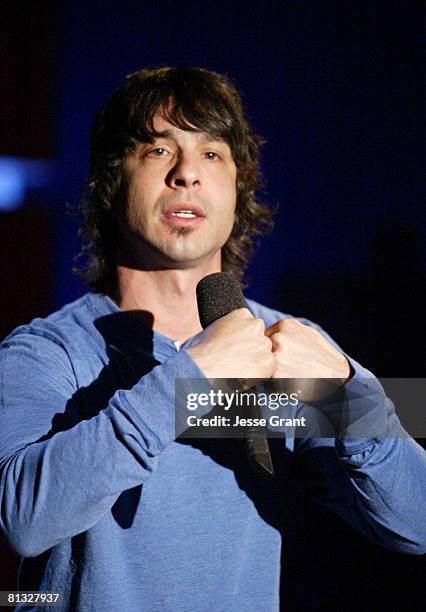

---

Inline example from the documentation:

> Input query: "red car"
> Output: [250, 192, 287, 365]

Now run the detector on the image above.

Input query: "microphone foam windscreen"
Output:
[196, 272, 246, 329]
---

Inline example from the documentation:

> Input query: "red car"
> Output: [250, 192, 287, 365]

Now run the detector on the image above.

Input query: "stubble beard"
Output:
[137, 224, 209, 268]
[170, 226, 194, 237]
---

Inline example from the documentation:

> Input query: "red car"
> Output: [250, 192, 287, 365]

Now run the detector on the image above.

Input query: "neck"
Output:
[111, 254, 221, 343]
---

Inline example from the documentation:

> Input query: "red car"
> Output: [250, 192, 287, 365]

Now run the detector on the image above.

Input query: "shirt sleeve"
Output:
[0, 329, 205, 558]
[291, 321, 426, 555]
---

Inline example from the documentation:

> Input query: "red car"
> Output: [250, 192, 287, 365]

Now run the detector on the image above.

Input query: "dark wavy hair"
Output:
[76, 66, 275, 292]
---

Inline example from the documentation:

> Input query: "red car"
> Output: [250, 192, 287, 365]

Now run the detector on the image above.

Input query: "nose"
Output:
[167, 153, 201, 189]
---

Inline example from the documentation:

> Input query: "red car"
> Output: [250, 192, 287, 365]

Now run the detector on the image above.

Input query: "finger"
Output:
[264, 321, 282, 338]
[269, 332, 284, 352]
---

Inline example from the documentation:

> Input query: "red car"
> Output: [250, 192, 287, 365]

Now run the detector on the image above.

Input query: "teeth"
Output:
[171, 211, 197, 218]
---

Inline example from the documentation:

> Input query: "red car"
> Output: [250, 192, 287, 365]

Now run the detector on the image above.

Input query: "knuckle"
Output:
[271, 332, 282, 345]
[284, 317, 297, 328]
[264, 335, 273, 348]
[232, 308, 246, 319]
[281, 318, 303, 334]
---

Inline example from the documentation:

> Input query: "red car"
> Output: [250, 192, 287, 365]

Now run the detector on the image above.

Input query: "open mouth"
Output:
[162, 204, 206, 224]
[170, 210, 199, 219]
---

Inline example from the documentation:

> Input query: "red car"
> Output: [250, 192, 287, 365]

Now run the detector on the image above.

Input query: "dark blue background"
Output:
[45, 1, 424, 377]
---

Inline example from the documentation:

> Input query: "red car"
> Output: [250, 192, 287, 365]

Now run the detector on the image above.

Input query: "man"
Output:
[0, 67, 424, 611]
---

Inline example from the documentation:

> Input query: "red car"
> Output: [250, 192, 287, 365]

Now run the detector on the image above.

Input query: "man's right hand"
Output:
[187, 308, 275, 381]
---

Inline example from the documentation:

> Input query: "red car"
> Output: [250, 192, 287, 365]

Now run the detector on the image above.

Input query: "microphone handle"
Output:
[243, 393, 275, 479]
[196, 272, 274, 479]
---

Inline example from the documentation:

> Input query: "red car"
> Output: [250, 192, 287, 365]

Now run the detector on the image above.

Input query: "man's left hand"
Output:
[264, 319, 352, 400]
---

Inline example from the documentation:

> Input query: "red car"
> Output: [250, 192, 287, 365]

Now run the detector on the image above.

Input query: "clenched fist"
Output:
[187, 308, 275, 382]
[264, 318, 352, 402]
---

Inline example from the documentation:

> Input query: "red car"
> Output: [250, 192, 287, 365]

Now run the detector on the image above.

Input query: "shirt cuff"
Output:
[334, 355, 391, 455]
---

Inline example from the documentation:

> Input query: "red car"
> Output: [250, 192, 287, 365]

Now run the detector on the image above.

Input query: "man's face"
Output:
[119, 114, 237, 269]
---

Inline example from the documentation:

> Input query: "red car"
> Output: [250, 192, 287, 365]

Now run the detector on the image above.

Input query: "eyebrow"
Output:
[150, 129, 226, 144]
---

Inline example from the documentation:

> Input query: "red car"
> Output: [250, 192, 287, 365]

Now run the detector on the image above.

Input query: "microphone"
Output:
[196, 272, 275, 479]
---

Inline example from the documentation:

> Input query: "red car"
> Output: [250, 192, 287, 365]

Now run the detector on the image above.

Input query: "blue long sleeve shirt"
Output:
[0, 292, 425, 611]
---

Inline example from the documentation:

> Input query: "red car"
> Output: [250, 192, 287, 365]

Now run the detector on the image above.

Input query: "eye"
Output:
[146, 147, 169, 157]
[204, 151, 220, 160]
[142, 147, 171, 159]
